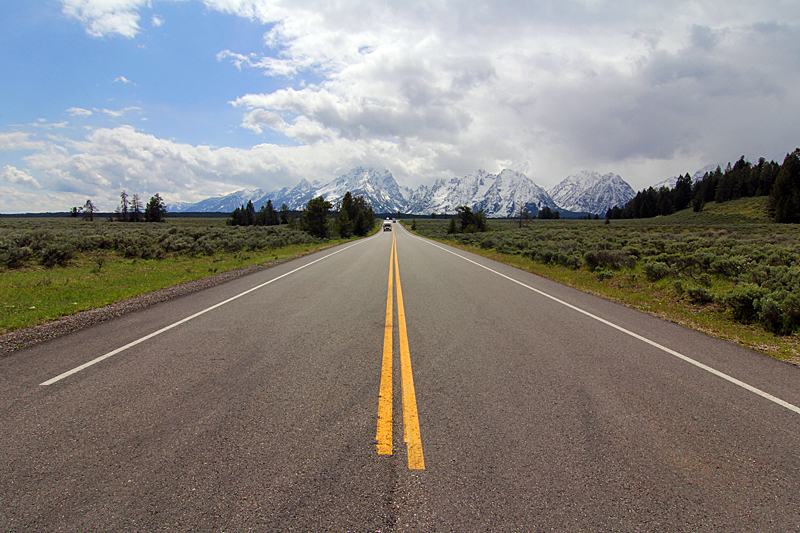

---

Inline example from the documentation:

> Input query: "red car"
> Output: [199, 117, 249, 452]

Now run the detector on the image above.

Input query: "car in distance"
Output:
[383, 219, 393, 231]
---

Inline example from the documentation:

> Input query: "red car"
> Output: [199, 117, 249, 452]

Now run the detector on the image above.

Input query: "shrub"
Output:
[725, 283, 766, 323]
[596, 269, 615, 281]
[40, 243, 74, 267]
[757, 297, 786, 335]
[643, 261, 672, 281]
[584, 250, 635, 271]
[710, 256, 748, 277]
[686, 286, 714, 304]
[0, 243, 33, 269]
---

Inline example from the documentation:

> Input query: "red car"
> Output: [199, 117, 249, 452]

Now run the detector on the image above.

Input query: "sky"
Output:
[1, 0, 799, 213]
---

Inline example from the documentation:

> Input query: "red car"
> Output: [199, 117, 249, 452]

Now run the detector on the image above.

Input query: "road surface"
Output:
[2, 224, 800, 531]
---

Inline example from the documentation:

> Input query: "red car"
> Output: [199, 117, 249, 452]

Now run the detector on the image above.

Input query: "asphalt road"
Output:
[2, 224, 800, 531]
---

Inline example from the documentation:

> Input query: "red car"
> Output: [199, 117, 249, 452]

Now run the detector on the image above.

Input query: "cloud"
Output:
[1, 165, 43, 189]
[0, 132, 48, 151]
[29, 121, 70, 130]
[60, 0, 145, 38]
[45, 0, 800, 196]
[0, 186, 71, 213]
[151, 14, 164, 27]
[114, 76, 134, 84]
[66, 107, 94, 117]
[18, 124, 455, 211]
[101, 106, 142, 118]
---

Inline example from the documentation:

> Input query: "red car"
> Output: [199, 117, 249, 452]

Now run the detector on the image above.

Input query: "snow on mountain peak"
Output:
[548, 171, 635, 214]
[171, 166, 638, 217]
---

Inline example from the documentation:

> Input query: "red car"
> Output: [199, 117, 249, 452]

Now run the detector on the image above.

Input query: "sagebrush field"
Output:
[408, 198, 800, 361]
[0, 217, 346, 334]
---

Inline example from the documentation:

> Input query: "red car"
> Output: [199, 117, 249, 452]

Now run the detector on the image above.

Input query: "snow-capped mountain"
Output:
[313, 167, 410, 213]
[170, 166, 565, 217]
[407, 169, 557, 217]
[183, 188, 267, 213]
[255, 178, 321, 211]
[548, 171, 635, 215]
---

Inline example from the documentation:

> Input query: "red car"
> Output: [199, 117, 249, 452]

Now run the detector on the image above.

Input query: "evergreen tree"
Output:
[337, 207, 352, 237]
[337, 192, 354, 237]
[244, 200, 256, 226]
[82, 199, 97, 221]
[456, 205, 487, 232]
[673, 174, 692, 211]
[301, 196, 332, 238]
[229, 206, 243, 226]
[118, 190, 130, 222]
[130, 195, 143, 222]
[447, 217, 457, 234]
[265, 199, 279, 226]
[280, 203, 289, 224]
[769, 149, 800, 223]
[657, 186, 674, 216]
[145, 193, 167, 222]
[351, 195, 375, 236]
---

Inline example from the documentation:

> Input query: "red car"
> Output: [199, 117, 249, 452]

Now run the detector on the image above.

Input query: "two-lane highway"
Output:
[2, 223, 800, 531]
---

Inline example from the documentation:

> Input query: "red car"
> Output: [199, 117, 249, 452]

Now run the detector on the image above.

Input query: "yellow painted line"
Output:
[376, 233, 395, 455]
[393, 236, 425, 470]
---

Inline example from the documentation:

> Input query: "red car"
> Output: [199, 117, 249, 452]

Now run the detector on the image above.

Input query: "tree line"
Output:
[446, 205, 489, 234]
[71, 191, 168, 223]
[228, 199, 290, 227]
[228, 191, 376, 239]
[606, 149, 800, 223]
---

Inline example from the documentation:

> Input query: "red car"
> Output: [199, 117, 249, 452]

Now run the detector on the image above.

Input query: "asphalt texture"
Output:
[2, 224, 800, 532]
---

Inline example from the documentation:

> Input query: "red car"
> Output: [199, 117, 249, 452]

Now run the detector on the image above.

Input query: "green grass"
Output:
[0, 217, 361, 334]
[658, 196, 771, 224]
[0, 246, 328, 334]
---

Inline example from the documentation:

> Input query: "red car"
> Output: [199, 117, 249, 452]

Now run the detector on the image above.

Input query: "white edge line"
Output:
[411, 234, 800, 416]
[40, 238, 374, 386]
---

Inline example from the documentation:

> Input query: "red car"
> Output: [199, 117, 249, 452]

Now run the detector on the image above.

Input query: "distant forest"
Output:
[607, 149, 800, 223]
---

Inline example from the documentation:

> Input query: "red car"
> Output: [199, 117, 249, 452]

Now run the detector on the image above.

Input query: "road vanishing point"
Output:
[2, 224, 800, 531]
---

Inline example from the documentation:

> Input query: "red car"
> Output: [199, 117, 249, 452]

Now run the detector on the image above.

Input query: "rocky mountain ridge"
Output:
[168, 167, 639, 217]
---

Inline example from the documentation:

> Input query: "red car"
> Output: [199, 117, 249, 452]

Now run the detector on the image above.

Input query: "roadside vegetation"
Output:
[0, 197, 375, 335]
[407, 197, 800, 362]
[607, 148, 800, 222]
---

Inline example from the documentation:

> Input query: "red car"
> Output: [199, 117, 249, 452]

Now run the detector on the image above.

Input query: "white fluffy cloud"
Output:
[0, 132, 48, 151]
[66, 107, 94, 117]
[23, 0, 800, 213]
[1, 165, 42, 189]
[219, 3, 800, 186]
[60, 0, 147, 38]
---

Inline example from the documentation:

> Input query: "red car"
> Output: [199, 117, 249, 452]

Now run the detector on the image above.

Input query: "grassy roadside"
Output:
[401, 213, 800, 365]
[0, 239, 353, 335]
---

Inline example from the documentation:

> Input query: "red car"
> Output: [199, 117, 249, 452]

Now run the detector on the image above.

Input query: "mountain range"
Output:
[167, 167, 640, 217]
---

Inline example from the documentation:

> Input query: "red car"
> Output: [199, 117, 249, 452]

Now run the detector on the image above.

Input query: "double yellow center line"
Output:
[376, 231, 425, 469]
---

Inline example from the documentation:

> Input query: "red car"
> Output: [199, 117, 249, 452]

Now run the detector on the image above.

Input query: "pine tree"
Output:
[145, 193, 167, 222]
[130, 195, 143, 222]
[447, 217, 457, 234]
[83, 199, 97, 221]
[265, 199, 279, 226]
[769, 149, 800, 223]
[301, 196, 332, 238]
[118, 190, 129, 222]
[244, 201, 256, 226]
[337, 208, 352, 237]
[673, 174, 692, 211]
